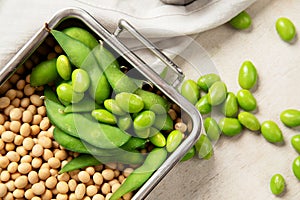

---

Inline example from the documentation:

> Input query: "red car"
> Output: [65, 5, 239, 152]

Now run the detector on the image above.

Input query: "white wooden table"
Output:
[1, 0, 300, 199]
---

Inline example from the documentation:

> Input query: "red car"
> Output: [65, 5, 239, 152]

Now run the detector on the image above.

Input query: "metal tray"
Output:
[1, 7, 203, 200]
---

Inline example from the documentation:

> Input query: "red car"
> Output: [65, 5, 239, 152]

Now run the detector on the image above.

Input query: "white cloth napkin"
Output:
[0, 0, 256, 70]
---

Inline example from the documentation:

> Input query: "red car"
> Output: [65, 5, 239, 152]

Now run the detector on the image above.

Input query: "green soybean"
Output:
[166, 130, 183, 153]
[59, 154, 101, 174]
[104, 99, 126, 116]
[134, 127, 151, 139]
[149, 132, 166, 147]
[219, 117, 242, 137]
[195, 94, 212, 115]
[135, 89, 171, 114]
[197, 73, 221, 92]
[229, 11, 252, 30]
[280, 109, 300, 127]
[56, 55, 72, 81]
[238, 111, 260, 131]
[56, 83, 84, 104]
[91, 109, 117, 125]
[115, 92, 144, 113]
[275, 17, 296, 42]
[221, 92, 239, 117]
[238, 60, 258, 90]
[109, 148, 167, 200]
[270, 174, 285, 196]
[236, 89, 257, 111]
[207, 81, 227, 106]
[291, 135, 300, 154]
[204, 117, 221, 141]
[181, 79, 200, 105]
[153, 114, 174, 131]
[62, 26, 99, 49]
[133, 110, 156, 130]
[195, 134, 213, 160]
[293, 156, 300, 180]
[72, 69, 90, 93]
[261, 120, 283, 143]
[181, 146, 196, 162]
[117, 115, 132, 131]
[30, 58, 58, 87]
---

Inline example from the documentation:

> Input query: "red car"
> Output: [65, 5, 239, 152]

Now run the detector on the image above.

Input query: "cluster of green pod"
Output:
[29, 26, 192, 199]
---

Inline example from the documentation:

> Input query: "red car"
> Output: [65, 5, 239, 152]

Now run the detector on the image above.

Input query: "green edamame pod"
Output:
[91, 109, 117, 125]
[30, 58, 58, 87]
[270, 174, 285, 196]
[207, 81, 227, 106]
[195, 94, 212, 115]
[219, 117, 242, 137]
[291, 135, 300, 154]
[197, 73, 221, 92]
[275, 17, 296, 42]
[236, 89, 257, 111]
[104, 99, 126, 116]
[72, 69, 90, 93]
[221, 92, 238, 117]
[280, 109, 300, 127]
[133, 110, 156, 131]
[261, 120, 283, 143]
[238, 60, 257, 90]
[204, 117, 221, 141]
[135, 89, 171, 114]
[117, 114, 132, 131]
[63, 95, 102, 113]
[180, 79, 200, 105]
[293, 156, 300, 180]
[45, 87, 130, 149]
[59, 154, 101, 174]
[115, 92, 144, 113]
[195, 134, 213, 160]
[181, 146, 196, 162]
[94, 44, 138, 93]
[166, 130, 183, 153]
[56, 83, 84, 104]
[62, 27, 99, 49]
[56, 55, 72, 81]
[120, 137, 147, 151]
[109, 148, 167, 200]
[153, 113, 174, 131]
[149, 131, 166, 147]
[229, 11, 252, 30]
[238, 111, 260, 131]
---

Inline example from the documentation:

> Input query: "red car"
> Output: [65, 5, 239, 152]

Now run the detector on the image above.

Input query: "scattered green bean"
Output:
[293, 156, 300, 180]
[115, 92, 144, 113]
[117, 114, 133, 131]
[270, 174, 285, 196]
[221, 92, 239, 117]
[197, 73, 221, 92]
[238, 60, 258, 90]
[56, 55, 72, 80]
[149, 132, 167, 147]
[56, 83, 84, 104]
[261, 120, 283, 143]
[72, 68, 90, 93]
[195, 94, 212, 115]
[236, 89, 257, 111]
[195, 134, 213, 160]
[207, 81, 227, 106]
[238, 111, 260, 131]
[280, 109, 300, 127]
[181, 79, 200, 105]
[133, 110, 156, 131]
[91, 109, 117, 125]
[229, 11, 252, 30]
[104, 99, 126, 116]
[291, 135, 300, 154]
[204, 117, 221, 141]
[275, 17, 296, 42]
[218, 117, 242, 137]
[181, 146, 196, 162]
